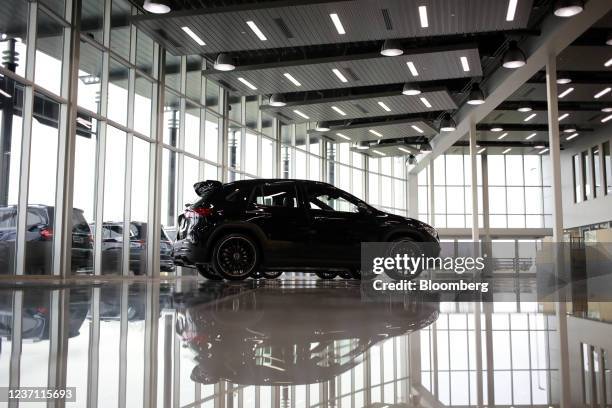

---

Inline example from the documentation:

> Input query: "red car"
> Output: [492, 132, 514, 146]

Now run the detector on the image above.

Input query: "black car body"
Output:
[97, 221, 175, 274]
[174, 179, 439, 280]
[0, 205, 93, 274]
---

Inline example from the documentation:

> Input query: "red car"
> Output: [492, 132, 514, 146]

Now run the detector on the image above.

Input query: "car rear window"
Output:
[0, 208, 17, 228]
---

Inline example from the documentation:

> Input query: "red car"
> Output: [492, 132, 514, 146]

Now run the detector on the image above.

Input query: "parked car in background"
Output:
[0, 205, 93, 274]
[96, 222, 175, 274]
[174, 179, 440, 281]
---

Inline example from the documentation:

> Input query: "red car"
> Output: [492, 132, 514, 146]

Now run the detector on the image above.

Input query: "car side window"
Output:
[307, 186, 361, 213]
[252, 183, 299, 208]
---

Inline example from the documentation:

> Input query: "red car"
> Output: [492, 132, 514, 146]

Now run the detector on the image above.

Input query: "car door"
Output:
[246, 181, 311, 265]
[304, 184, 379, 266]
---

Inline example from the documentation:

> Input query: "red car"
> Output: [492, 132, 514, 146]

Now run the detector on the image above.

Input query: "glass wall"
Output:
[418, 154, 551, 229]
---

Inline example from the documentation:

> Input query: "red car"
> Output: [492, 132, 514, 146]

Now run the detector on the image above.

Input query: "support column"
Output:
[408, 173, 418, 219]
[546, 53, 571, 408]
[469, 121, 483, 407]
[428, 161, 435, 226]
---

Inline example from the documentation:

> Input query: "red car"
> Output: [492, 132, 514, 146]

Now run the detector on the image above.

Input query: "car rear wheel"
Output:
[212, 233, 259, 281]
[384, 237, 423, 281]
[196, 264, 223, 280]
[338, 270, 353, 279]
[315, 271, 337, 280]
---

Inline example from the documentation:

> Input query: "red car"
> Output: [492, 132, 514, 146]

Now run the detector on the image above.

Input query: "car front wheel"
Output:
[315, 271, 337, 280]
[212, 233, 259, 281]
[384, 237, 424, 281]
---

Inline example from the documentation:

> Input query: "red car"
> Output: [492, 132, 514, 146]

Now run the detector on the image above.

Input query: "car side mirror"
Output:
[357, 203, 371, 214]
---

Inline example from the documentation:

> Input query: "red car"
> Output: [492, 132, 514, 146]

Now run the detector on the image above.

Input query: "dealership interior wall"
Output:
[1, 0, 612, 407]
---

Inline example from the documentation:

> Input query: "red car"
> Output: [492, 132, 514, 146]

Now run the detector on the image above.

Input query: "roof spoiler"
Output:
[194, 180, 222, 197]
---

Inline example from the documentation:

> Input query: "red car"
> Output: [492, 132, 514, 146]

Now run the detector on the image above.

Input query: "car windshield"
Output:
[307, 186, 365, 213]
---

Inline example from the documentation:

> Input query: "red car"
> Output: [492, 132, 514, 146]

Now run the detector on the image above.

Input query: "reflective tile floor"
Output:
[0, 276, 610, 407]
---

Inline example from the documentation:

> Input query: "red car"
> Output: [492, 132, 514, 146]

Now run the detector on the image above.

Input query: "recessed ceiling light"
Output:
[460, 56, 470, 72]
[418, 6, 429, 28]
[369, 129, 383, 137]
[336, 133, 350, 141]
[237, 77, 257, 90]
[557, 77, 572, 84]
[269, 93, 286, 107]
[594, 87, 611, 99]
[535, 145, 546, 149]
[293, 110, 310, 119]
[380, 39, 403, 57]
[524, 113, 537, 122]
[518, 105, 532, 112]
[398, 147, 412, 154]
[563, 126, 577, 133]
[554, 0, 584, 17]
[283, 73, 301, 87]
[498, 132, 508, 140]
[525, 132, 536, 140]
[213, 53, 235, 71]
[329, 13, 346, 35]
[143, 0, 171, 13]
[506, 0, 518, 21]
[491, 126, 503, 132]
[502, 148, 512, 154]
[246, 21, 267, 41]
[602, 107, 612, 113]
[477, 147, 486, 154]
[606, 34, 612, 46]
[411, 125, 424, 134]
[539, 148, 549, 154]
[420, 97, 432, 108]
[332, 106, 347, 116]
[566, 132, 579, 140]
[602, 114, 612, 123]
[181, 26, 206, 46]
[502, 41, 526, 69]
[406, 62, 419, 77]
[378, 101, 391, 112]
[558, 113, 569, 121]
[372, 149, 386, 156]
[604, 58, 612, 67]
[0, 89, 11, 98]
[402, 83, 421, 96]
[332, 68, 348, 83]
[558, 87, 574, 98]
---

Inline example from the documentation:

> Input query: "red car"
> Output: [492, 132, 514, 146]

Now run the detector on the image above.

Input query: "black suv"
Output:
[174, 179, 439, 280]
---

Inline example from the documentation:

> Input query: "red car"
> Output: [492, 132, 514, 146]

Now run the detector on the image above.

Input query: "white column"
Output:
[546, 54, 571, 408]
[408, 173, 418, 218]
[428, 161, 435, 226]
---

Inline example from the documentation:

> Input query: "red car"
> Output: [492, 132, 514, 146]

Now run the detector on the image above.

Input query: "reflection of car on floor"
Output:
[0, 287, 91, 341]
[0, 205, 93, 275]
[94, 222, 175, 274]
[174, 285, 439, 385]
[174, 179, 440, 281]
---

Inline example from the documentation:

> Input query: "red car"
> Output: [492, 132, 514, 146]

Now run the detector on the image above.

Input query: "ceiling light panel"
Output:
[329, 13, 346, 35]
[460, 56, 470, 72]
[332, 68, 348, 83]
[418, 6, 429, 28]
[525, 132, 536, 140]
[283, 73, 301, 87]
[506, 0, 518, 21]
[369, 129, 383, 137]
[378, 101, 391, 112]
[420, 97, 432, 108]
[246, 20, 267, 41]
[594, 87, 611, 99]
[406, 61, 419, 77]
[332, 106, 347, 116]
[558, 87, 574, 98]
[205, 48, 481, 96]
[237, 77, 257, 90]
[181, 26, 206, 46]
[411, 125, 424, 133]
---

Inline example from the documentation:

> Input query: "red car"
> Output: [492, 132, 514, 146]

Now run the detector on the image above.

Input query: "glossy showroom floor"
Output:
[1, 274, 609, 408]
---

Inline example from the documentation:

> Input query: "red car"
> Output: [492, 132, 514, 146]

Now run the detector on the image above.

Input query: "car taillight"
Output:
[40, 228, 53, 240]
[185, 207, 214, 218]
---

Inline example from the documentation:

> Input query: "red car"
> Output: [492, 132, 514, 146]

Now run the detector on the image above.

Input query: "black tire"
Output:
[211, 233, 259, 281]
[196, 264, 223, 281]
[338, 270, 353, 279]
[263, 271, 283, 279]
[315, 271, 337, 280]
[384, 237, 424, 281]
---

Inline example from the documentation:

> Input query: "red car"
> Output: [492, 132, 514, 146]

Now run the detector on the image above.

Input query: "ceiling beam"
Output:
[410, 0, 612, 174]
